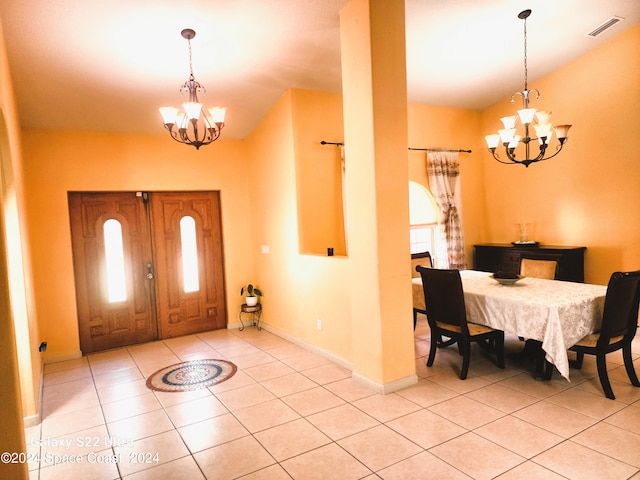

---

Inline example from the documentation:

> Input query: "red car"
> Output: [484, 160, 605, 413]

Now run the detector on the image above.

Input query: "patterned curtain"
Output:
[426, 151, 466, 269]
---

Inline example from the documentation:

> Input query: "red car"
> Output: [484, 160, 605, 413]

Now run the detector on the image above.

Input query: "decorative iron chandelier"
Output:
[484, 10, 571, 167]
[159, 29, 226, 150]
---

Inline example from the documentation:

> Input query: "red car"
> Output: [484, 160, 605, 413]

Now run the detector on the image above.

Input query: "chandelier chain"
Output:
[187, 38, 194, 78]
[523, 15, 528, 91]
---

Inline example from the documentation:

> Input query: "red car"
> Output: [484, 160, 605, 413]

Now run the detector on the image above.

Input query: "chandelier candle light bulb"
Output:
[485, 9, 572, 167]
[159, 29, 226, 150]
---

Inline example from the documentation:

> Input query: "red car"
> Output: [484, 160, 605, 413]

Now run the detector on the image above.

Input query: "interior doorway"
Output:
[69, 191, 227, 354]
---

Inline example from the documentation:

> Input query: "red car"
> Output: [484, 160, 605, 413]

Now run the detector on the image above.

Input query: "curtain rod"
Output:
[409, 147, 472, 153]
[321, 141, 471, 154]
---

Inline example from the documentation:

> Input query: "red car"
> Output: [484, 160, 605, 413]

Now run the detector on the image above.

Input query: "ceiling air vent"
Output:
[586, 16, 624, 38]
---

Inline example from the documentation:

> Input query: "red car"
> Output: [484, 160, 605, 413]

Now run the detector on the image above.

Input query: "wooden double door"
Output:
[69, 191, 226, 354]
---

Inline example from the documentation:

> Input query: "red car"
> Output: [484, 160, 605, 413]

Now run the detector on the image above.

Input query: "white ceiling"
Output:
[0, 0, 638, 139]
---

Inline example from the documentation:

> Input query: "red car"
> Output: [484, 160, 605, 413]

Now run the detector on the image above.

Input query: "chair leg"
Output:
[623, 344, 640, 387]
[413, 309, 417, 330]
[476, 338, 492, 353]
[596, 353, 615, 400]
[495, 332, 505, 369]
[570, 351, 584, 369]
[426, 332, 438, 367]
[459, 341, 470, 380]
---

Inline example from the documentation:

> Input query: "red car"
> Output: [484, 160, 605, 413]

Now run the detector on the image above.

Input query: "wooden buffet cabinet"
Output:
[474, 244, 587, 283]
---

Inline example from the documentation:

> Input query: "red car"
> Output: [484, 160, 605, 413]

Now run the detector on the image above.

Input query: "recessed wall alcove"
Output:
[293, 89, 347, 256]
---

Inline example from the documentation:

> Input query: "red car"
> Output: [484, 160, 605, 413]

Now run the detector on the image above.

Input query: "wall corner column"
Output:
[340, 0, 416, 391]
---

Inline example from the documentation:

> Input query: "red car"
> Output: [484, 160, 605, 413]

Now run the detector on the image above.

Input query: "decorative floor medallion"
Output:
[146, 359, 237, 393]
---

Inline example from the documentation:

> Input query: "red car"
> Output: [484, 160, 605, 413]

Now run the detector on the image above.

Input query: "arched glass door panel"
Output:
[103, 219, 127, 302]
[180, 215, 200, 293]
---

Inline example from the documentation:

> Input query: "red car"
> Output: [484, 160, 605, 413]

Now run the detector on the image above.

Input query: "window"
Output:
[409, 181, 439, 261]
[410, 226, 436, 255]
[180, 216, 200, 293]
[103, 219, 127, 303]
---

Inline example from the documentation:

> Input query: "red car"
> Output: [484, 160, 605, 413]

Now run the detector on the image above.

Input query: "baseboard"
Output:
[23, 412, 41, 428]
[260, 324, 353, 371]
[42, 350, 82, 365]
[352, 371, 419, 394]
[24, 355, 46, 428]
[259, 324, 418, 393]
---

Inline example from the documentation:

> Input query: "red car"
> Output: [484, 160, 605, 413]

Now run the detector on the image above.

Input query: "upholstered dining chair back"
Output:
[416, 266, 505, 379]
[569, 270, 640, 399]
[599, 270, 640, 342]
[411, 251, 432, 330]
[418, 266, 468, 334]
[520, 257, 558, 280]
[411, 251, 432, 278]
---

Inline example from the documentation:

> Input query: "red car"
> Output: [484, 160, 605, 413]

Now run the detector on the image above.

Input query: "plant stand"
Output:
[239, 303, 262, 331]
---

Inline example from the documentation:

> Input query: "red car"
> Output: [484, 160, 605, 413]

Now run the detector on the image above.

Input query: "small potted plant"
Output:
[240, 284, 263, 307]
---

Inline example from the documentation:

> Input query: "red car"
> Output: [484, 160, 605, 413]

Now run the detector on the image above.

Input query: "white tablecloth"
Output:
[413, 270, 607, 380]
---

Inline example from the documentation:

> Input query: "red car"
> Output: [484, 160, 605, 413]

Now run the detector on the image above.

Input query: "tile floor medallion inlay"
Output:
[146, 359, 237, 392]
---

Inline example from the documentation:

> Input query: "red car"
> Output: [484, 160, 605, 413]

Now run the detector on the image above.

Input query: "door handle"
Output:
[146, 263, 154, 280]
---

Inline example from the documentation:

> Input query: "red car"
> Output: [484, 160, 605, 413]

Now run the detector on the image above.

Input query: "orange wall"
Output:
[0, 22, 33, 478]
[480, 24, 640, 285]
[21, 130, 253, 359]
[245, 89, 354, 362]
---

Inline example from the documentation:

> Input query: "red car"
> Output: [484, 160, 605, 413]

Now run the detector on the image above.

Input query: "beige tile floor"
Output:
[25, 320, 640, 479]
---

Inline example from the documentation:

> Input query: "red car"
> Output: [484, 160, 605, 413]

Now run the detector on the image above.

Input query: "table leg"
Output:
[529, 340, 554, 380]
[509, 339, 554, 380]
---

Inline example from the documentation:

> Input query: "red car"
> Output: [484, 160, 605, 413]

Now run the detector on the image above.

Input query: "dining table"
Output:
[412, 270, 608, 380]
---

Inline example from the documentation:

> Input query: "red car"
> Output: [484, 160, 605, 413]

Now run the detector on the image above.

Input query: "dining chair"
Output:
[416, 266, 505, 380]
[569, 270, 640, 399]
[519, 257, 558, 280]
[411, 251, 432, 329]
[517, 257, 560, 369]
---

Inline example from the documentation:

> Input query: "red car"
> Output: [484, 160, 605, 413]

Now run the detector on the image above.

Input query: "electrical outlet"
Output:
[317, 319, 322, 330]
